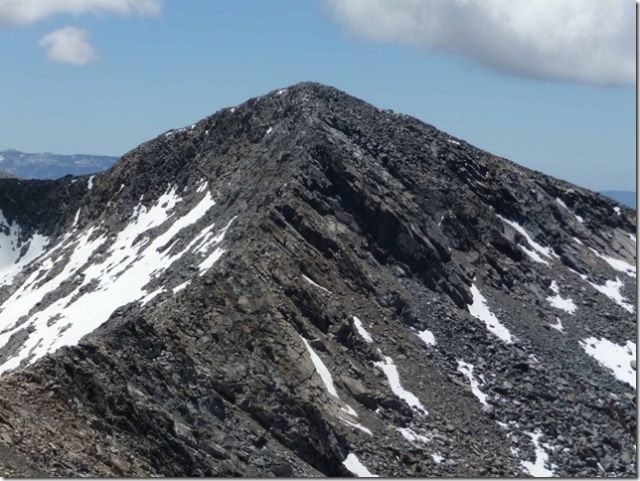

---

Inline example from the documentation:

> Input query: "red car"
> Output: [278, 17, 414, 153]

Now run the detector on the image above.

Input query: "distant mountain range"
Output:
[599, 191, 636, 210]
[0, 149, 118, 180]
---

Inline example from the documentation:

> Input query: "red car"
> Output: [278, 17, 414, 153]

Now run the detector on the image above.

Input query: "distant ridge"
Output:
[0, 149, 118, 180]
[600, 191, 636, 210]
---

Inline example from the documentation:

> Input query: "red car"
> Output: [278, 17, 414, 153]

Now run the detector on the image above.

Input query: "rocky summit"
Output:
[0, 82, 635, 477]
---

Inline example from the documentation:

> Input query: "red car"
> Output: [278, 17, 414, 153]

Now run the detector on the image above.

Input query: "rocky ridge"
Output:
[0, 83, 635, 477]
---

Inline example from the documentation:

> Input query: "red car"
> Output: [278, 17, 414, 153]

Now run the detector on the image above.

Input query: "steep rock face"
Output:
[0, 83, 635, 477]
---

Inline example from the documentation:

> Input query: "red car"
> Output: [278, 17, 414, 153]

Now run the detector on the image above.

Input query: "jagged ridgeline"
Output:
[0, 83, 635, 477]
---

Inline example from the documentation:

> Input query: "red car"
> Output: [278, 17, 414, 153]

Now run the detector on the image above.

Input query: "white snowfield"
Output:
[546, 281, 577, 314]
[0, 186, 233, 375]
[580, 337, 636, 389]
[468, 284, 515, 344]
[498, 216, 557, 266]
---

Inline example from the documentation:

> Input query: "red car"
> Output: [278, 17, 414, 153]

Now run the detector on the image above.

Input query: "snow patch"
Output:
[87, 175, 95, 190]
[416, 329, 436, 346]
[397, 427, 432, 444]
[300, 336, 338, 397]
[432, 453, 444, 464]
[173, 281, 190, 293]
[555, 198, 570, 212]
[352, 316, 373, 343]
[196, 180, 208, 193]
[0, 211, 49, 288]
[589, 248, 636, 278]
[546, 281, 577, 314]
[340, 418, 373, 436]
[468, 284, 515, 344]
[498, 216, 556, 265]
[0, 187, 225, 375]
[555, 197, 584, 223]
[343, 454, 378, 477]
[374, 356, 428, 415]
[341, 405, 358, 418]
[581, 275, 634, 313]
[457, 360, 488, 405]
[197, 217, 236, 274]
[71, 209, 81, 229]
[549, 318, 564, 332]
[520, 430, 555, 477]
[580, 337, 636, 389]
[302, 275, 332, 294]
[140, 287, 165, 305]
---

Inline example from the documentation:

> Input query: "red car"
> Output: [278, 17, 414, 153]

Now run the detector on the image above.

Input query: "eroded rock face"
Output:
[0, 83, 635, 477]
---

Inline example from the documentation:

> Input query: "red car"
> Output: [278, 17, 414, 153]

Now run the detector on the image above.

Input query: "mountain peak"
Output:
[0, 85, 635, 477]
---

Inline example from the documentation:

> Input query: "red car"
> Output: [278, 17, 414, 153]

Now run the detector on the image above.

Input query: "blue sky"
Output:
[0, 0, 635, 191]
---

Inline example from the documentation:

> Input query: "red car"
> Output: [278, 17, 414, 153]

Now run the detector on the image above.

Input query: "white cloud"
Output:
[0, 0, 161, 27]
[38, 26, 97, 66]
[324, 0, 635, 86]
[0, 0, 161, 66]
